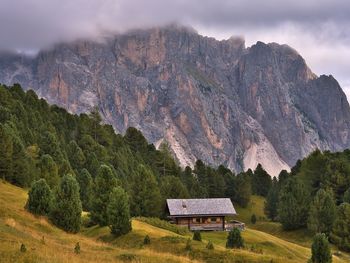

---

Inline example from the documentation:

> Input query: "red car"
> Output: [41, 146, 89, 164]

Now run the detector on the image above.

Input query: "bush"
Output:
[251, 214, 257, 224]
[143, 235, 151, 245]
[226, 228, 244, 249]
[206, 241, 214, 250]
[26, 179, 52, 216]
[74, 242, 80, 254]
[193, 230, 202, 241]
[20, 244, 26, 253]
[311, 233, 332, 263]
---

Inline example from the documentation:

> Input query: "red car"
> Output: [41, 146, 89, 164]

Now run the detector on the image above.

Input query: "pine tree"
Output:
[308, 189, 336, 235]
[330, 203, 350, 251]
[251, 214, 257, 224]
[226, 228, 244, 248]
[131, 165, 161, 217]
[231, 172, 252, 208]
[76, 169, 93, 211]
[107, 186, 132, 236]
[343, 188, 350, 203]
[0, 123, 13, 181]
[26, 179, 53, 215]
[252, 164, 272, 197]
[311, 233, 332, 263]
[50, 174, 82, 233]
[91, 165, 118, 226]
[264, 180, 279, 221]
[193, 230, 202, 241]
[278, 177, 310, 230]
[67, 140, 85, 170]
[39, 154, 59, 188]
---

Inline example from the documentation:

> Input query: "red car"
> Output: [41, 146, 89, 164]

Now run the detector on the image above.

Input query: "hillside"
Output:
[1, 25, 350, 175]
[1, 180, 349, 263]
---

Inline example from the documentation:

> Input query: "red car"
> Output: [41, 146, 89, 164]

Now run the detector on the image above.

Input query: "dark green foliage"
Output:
[26, 179, 53, 216]
[131, 165, 161, 217]
[278, 177, 310, 230]
[39, 154, 59, 188]
[251, 214, 257, 224]
[343, 188, 350, 203]
[74, 242, 80, 254]
[193, 230, 202, 241]
[91, 165, 118, 226]
[143, 235, 150, 245]
[264, 179, 279, 221]
[226, 228, 244, 248]
[230, 172, 252, 208]
[20, 244, 26, 253]
[206, 240, 214, 250]
[308, 189, 337, 235]
[76, 169, 93, 211]
[67, 140, 85, 170]
[50, 174, 82, 233]
[331, 203, 350, 252]
[107, 186, 132, 236]
[252, 164, 272, 197]
[311, 233, 332, 263]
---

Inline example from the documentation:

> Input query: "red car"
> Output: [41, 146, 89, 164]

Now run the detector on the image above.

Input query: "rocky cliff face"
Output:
[1, 25, 350, 176]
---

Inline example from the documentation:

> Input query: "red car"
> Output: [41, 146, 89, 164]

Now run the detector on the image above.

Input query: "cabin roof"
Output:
[166, 198, 236, 217]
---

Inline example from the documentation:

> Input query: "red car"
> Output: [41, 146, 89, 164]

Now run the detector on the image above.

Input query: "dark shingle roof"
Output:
[167, 198, 236, 217]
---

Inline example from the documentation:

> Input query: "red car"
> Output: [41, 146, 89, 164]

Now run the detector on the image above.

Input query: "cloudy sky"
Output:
[1, 0, 349, 101]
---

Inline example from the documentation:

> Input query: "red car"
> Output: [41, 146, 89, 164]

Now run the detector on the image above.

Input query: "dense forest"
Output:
[1, 84, 350, 252]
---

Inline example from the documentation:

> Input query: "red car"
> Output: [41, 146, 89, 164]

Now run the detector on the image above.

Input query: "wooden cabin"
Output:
[166, 198, 244, 231]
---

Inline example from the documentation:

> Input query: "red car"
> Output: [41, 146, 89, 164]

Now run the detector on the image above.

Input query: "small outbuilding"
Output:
[166, 198, 244, 231]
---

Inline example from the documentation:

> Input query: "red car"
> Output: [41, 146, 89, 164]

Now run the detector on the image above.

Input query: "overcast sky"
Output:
[1, 0, 349, 101]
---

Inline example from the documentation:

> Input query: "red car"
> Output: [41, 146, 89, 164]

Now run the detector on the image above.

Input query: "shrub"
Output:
[20, 244, 26, 253]
[143, 235, 151, 245]
[206, 240, 214, 250]
[251, 214, 257, 224]
[74, 242, 81, 254]
[193, 230, 202, 241]
[226, 228, 244, 249]
[26, 179, 52, 216]
[311, 233, 332, 263]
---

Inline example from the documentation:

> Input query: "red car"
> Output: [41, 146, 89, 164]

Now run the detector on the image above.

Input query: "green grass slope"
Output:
[0, 182, 348, 263]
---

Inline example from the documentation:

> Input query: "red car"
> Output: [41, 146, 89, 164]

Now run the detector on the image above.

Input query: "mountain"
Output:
[1, 25, 349, 176]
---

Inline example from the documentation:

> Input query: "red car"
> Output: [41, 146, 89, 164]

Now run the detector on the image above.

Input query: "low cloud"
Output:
[1, 0, 349, 100]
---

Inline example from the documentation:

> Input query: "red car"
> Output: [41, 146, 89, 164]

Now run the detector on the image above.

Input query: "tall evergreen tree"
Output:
[26, 179, 53, 215]
[264, 178, 279, 221]
[131, 165, 161, 217]
[76, 169, 93, 211]
[91, 165, 118, 226]
[278, 177, 310, 230]
[107, 186, 132, 236]
[330, 203, 350, 252]
[343, 188, 350, 203]
[311, 233, 332, 263]
[308, 189, 337, 235]
[252, 164, 272, 197]
[39, 154, 59, 188]
[50, 174, 82, 233]
[231, 172, 251, 208]
[0, 123, 13, 181]
[67, 140, 85, 170]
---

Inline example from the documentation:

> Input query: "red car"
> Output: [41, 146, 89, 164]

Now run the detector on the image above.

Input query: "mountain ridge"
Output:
[1, 25, 349, 176]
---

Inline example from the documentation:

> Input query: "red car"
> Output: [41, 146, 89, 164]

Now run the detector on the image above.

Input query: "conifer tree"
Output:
[252, 164, 272, 197]
[91, 165, 117, 226]
[50, 174, 82, 233]
[67, 140, 85, 170]
[0, 123, 13, 181]
[26, 179, 53, 215]
[226, 228, 244, 248]
[331, 203, 350, 251]
[311, 233, 332, 263]
[308, 189, 336, 235]
[264, 179, 279, 221]
[343, 188, 350, 203]
[76, 169, 93, 211]
[278, 177, 310, 230]
[131, 165, 161, 217]
[231, 172, 252, 208]
[107, 186, 132, 236]
[39, 154, 59, 188]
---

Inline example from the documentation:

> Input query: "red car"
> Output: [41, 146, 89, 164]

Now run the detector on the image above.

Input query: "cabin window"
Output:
[192, 218, 201, 223]
[216, 217, 221, 223]
[211, 217, 217, 223]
